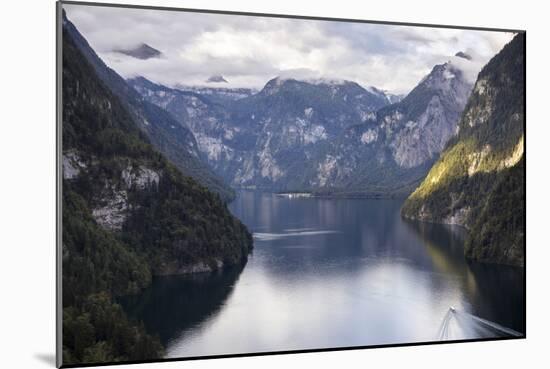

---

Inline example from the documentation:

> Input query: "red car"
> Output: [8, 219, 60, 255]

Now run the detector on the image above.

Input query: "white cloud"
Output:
[64, 4, 514, 94]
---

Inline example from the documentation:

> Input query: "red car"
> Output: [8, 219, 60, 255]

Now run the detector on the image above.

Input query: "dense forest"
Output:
[62, 23, 252, 365]
[402, 33, 525, 266]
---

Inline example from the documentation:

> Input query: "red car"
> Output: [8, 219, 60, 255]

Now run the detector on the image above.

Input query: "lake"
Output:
[120, 191, 525, 358]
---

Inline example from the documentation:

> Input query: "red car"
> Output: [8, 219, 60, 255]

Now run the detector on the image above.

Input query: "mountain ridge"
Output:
[130, 56, 473, 196]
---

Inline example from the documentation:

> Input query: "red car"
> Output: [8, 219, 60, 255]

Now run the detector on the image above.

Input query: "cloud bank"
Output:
[64, 4, 514, 94]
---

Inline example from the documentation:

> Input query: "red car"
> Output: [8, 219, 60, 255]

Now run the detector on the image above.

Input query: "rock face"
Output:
[62, 151, 86, 179]
[91, 186, 129, 231]
[402, 34, 525, 266]
[384, 62, 472, 169]
[91, 166, 162, 230]
[121, 165, 160, 190]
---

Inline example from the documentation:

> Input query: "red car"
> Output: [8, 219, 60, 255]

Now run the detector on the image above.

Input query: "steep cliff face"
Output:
[380, 61, 473, 168]
[62, 20, 252, 365]
[402, 34, 525, 266]
[62, 12, 234, 201]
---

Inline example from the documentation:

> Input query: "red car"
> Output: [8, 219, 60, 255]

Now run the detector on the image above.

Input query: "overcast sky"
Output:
[64, 4, 514, 94]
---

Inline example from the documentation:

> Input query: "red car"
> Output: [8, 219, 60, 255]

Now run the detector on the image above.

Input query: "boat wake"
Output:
[437, 307, 522, 340]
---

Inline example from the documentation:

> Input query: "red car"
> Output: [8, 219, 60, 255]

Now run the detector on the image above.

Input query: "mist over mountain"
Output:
[173, 84, 258, 106]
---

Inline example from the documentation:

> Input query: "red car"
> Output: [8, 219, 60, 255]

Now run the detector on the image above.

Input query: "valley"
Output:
[60, 5, 525, 366]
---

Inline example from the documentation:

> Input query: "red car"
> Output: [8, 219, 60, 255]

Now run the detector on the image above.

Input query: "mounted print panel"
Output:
[57, 1, 525, 367]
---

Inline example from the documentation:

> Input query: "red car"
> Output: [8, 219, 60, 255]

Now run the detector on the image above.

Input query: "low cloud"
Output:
[64, 4, 514, 94]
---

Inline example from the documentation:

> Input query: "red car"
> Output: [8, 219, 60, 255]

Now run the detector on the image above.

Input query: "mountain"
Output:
[114, 43, 162, 59]
[377, 59, 473, 169]
[62, 12, 234, 201]
[61, 14, 252, 365]
[131, 76, 395, 191]
[173, 84, 258, 106]
[128, 76, 238, 168]
[402, 34, 525, 266]
[131, 63, 472, 195]
[206, 74, 228, 83]
[302, 58, 474, 196]
[229, 77, 395, 190]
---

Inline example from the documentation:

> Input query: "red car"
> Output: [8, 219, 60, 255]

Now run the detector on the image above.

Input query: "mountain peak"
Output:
[206, 75, 229, 83]
[114, 43, 162, 60]
[455, 51, 473, 60]
[414, 61, 469, 94]
[259, 76, 354, 97]
[274, 76, 352, 86]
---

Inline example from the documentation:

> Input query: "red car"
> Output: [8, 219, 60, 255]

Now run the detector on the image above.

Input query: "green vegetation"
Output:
[62, 293, 163, 364]
[62, 25, 252, 365]
[402, 34, 525, 266]
[465, 157, 524, 264]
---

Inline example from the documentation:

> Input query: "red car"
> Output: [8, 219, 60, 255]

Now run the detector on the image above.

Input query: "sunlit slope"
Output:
[402, 33, 525, 266]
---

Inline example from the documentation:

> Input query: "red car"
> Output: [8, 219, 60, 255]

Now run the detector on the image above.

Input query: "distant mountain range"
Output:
[130, 57, 472, 196]
[402, 34, 525, 266]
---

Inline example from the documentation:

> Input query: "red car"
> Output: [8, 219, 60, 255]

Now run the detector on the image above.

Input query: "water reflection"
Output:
[120, 264, 245, 345]
[121, 191, 524, 358]
[404, 220, 525, 336]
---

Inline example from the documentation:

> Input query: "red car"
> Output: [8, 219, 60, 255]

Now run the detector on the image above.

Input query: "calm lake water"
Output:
[121, 191, 525, 358]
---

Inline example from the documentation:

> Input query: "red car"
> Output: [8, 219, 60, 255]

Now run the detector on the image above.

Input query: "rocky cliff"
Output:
[402, 34, 525, 266]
